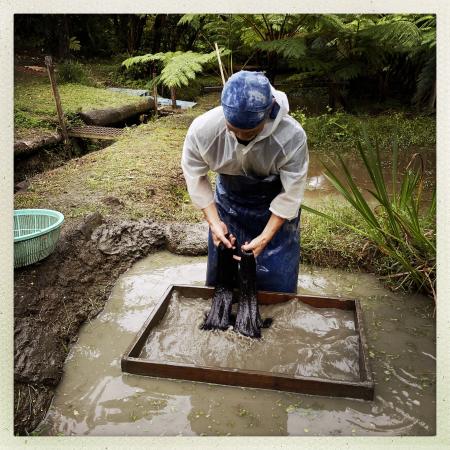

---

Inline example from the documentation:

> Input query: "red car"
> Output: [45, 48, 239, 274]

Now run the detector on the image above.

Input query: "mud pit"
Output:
[13, 214, 208, 435]
[33, 253, 435, 436]
[140, 293, 360, 382]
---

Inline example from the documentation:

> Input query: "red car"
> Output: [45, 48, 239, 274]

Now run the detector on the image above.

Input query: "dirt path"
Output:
[14, 213, 208, 435]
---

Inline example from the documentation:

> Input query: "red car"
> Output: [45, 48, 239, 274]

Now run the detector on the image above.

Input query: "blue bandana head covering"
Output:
[221, 71, 273, 129]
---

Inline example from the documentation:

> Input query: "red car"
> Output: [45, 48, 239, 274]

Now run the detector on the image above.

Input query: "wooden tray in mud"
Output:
[121, 285, 374, 400]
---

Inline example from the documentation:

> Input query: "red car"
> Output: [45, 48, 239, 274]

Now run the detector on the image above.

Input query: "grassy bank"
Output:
[291, 108, 436, 154]
[14, 70, 145, 140]
[14, 93, 219, 222]
[14, 70, 435, 296]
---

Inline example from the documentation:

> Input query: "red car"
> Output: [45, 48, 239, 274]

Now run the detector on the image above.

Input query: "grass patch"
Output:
[14, 70, 146, 138]
[14, 94, 221, 223]
[291, 108, 436, 154]
[301, 199, 376, 271]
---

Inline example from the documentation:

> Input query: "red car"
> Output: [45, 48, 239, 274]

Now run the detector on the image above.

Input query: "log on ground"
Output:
[78, 98, 155, 126]
[14, 132, 63, 156]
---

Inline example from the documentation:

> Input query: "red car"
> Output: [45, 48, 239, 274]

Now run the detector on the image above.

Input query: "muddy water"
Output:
[304, 149, 435, 205]
[141, 294, 360, 382]
[37, 252, 435, 436]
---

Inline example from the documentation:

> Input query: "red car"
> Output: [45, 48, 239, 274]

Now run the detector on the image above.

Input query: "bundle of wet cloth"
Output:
[201, 237, 272, 338]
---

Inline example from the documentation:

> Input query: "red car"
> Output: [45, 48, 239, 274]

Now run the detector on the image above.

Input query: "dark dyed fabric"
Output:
[206, 173, 301, 293]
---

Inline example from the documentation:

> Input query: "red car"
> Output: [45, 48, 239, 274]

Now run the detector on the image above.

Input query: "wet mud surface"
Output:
[35, 253, 435, 436]
[13, 215, 208, 435]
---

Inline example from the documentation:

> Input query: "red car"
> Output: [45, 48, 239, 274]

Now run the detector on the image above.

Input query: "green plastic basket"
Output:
[14, 209, 64, 268]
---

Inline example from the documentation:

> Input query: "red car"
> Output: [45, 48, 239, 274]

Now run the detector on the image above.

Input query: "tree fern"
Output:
[176, 14, 243, 76]
[177, 14, 203, 29]
[254, 37, 307, 59]
[412, 52, 436, 108]
[317, 14, 351, 34]
[122, 49, 229, 89]
[334, 62, 365, 81]
[358, 19, 421, 50]
[159, 51, 215, 88]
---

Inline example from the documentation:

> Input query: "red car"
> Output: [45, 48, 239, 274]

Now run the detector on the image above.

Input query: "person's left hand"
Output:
[240, 234, 270, 259]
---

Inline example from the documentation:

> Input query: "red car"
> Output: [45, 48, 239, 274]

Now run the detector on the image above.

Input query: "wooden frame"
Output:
[121, 285, 374, 400]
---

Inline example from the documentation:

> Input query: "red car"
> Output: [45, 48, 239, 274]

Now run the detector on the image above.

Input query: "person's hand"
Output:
[209, 220, 236, 249]
[240, 234, 270, 258]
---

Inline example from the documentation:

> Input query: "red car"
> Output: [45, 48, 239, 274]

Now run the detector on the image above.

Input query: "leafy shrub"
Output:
[57, 60, 90, 85]
[303, 129, 436, 300]
[291, 108, 436, 153]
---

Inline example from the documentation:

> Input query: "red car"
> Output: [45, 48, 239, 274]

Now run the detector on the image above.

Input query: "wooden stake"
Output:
[214, 42, 226, 86]
[44, 56, 69, 144]
[152, 70, 158, 116]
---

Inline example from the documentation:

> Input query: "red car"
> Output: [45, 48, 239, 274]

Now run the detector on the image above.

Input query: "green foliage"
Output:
[303, 129, 436, 299]
[290, 108, 436, 153]
[68, 36, 81, 52]
[177, 14, 249, 78]
[254, 37, 307, 59]
[57, 60, 90, 85]
[14, 70, 143, 136]
[122, 49, 229, 89]
[358, 18, 421, 50]
[238, 14, 434, 105]
[411, 15, 436, 109]
[301, 199, 371, 270]
[14, 110, 52, 130]
[237, 14, 304, 46]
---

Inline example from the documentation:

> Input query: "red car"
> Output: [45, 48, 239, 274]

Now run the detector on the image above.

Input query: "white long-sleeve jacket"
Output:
[181, 88, 309, 220]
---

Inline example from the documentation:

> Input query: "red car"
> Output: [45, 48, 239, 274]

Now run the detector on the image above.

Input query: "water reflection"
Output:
[304, 149, 435, 205]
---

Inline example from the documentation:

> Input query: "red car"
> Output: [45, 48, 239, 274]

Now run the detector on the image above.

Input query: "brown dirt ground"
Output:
[14, 213, 207, 435]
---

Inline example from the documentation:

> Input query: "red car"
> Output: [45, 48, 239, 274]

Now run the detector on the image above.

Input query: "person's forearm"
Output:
[202, 202, 221, 227]
[240, 212, 286, 257]
[261, 213, 285, 242]
[203, 202, 233, 248]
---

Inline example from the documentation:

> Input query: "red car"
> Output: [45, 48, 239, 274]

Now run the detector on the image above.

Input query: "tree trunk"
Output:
[266, 51, 278, 84]
[84, 18, 97, 53]
[152, 70, 159, 115]
[169, 16, 182, 51]
[58, 15, 70, 59]
[127, 15, 147, 54]
[113, 15, 130, 53]
[427, 79, 436, 112]
[171, 87, 177, 109]
[151, 14, 166, 53]
[378, 72, 389, 102]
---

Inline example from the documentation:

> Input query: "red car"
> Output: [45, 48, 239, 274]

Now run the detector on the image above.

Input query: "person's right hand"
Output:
[209, 220, 235, 249]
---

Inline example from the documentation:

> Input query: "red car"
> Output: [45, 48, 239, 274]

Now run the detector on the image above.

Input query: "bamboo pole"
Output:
[214, 42, 226, 86]
[44, 56, 69, 144]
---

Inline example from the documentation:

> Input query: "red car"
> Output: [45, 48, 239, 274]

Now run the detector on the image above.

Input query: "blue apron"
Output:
[206, 173, 301, 293]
